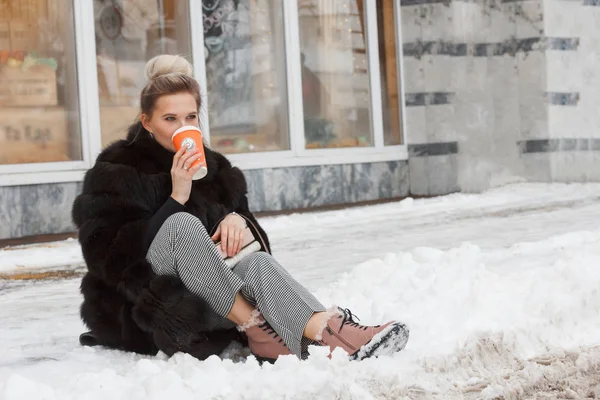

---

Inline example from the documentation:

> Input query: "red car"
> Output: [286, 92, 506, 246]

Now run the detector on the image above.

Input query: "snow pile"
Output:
[2, 227, 600, 399]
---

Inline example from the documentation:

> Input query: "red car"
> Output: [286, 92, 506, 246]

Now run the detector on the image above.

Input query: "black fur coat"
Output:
[72, 122, 271, 359]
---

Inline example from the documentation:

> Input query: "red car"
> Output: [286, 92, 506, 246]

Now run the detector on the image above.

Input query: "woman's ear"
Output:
[140, 114, 152, 133]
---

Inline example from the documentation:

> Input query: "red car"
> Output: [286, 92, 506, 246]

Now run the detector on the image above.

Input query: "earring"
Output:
[148, 131, 154, 139]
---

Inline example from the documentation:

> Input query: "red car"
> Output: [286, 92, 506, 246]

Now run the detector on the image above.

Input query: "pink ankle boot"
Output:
[316, 307, 409, 361]
[238, 310, 293, 363]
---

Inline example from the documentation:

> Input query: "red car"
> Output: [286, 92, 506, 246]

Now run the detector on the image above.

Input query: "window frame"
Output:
[394, 0, 409, 146]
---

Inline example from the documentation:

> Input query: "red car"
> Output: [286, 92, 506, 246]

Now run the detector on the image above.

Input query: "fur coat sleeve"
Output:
[72, 127, 266, 359]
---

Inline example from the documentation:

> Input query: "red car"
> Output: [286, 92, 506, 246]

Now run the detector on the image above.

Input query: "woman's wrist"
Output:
[171, 194, 187, 205]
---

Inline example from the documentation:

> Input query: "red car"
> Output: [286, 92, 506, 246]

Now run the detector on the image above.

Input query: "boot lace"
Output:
[259, 322, 286, 345]
[338, 308, 370, 333]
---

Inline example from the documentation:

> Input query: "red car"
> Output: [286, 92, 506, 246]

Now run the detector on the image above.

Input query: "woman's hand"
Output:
[170, 147, 204, 205]
[211, 214, 246, 257]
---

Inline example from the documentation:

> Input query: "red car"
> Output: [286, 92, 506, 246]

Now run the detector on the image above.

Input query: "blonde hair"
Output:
[140, 55, 201, 117]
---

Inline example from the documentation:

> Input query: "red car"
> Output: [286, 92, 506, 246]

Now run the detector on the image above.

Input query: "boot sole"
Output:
[350, 322, 410, 361]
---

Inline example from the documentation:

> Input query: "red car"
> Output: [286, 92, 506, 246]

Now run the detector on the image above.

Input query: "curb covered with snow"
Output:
[0, 239, 84, 279]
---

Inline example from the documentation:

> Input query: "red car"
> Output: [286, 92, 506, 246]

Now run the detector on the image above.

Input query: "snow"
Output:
[0, 239, 83, 277]
[1, 183, 600, 399]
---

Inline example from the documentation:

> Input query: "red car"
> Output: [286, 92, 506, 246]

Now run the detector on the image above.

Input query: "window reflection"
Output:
[94, 0, 192, 147]
[204, 0, 289, 154]
[298, 0, 373, 149]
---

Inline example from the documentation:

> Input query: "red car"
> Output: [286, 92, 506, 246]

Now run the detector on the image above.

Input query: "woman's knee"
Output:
[154, 212, 212, 252]
[244, 252, 281, 277]
[165, 212, 204, 229]
[163, 212, 209, 237]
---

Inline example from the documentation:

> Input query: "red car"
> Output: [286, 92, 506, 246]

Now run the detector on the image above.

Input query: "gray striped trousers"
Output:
[146, 212, 326, 359]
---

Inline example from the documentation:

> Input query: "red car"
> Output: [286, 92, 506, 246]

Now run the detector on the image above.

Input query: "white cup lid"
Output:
[172, 125, 202, 140]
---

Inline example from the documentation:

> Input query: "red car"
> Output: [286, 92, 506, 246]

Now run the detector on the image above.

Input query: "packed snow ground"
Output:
[1, 183, 600, 399]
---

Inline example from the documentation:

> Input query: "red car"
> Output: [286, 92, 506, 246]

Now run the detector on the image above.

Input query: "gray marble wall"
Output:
[0, 160, 409, 240]
[0, 182, 82, 240]
[401, 0, 600, 193]
[402, 1, 461, 195]
[245, 161, 409, 212]
[534, 0, 600, 182]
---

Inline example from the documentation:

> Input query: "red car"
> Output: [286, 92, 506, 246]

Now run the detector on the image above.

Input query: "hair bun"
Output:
[145, 54, 194, 81]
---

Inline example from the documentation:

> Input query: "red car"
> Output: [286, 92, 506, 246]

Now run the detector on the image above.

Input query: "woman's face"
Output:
[141, 92, 199, 152]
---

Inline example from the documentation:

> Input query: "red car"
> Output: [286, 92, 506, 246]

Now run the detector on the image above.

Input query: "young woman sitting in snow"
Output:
[73, 55, 409, 363]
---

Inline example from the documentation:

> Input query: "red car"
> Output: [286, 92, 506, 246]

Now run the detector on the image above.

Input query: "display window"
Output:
[94, 0, 192, 147]
[0, 0, 81, 165]
[203, 0, 290, 154]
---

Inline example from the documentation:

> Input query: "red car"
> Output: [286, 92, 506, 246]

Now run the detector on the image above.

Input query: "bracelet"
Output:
[229, 212, 247, 227]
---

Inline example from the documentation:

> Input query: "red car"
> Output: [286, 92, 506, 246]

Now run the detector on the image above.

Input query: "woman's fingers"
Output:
[216, 222, 243, 257]
[172, 147, 186, 171]
[227, 228, 237, 257]
[182, 153, 202, 172]
[213, 222, 244, 257]
[236, 229, 243, 254]
[180, 149, 198, 170]
[211, 225, 221, 242]
[220, 224, 229, 253]
[174, 148, 196, 171]
[189, 162, 203, 174]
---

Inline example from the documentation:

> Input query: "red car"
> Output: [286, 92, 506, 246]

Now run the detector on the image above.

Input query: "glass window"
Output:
[298, 0, 372, 149]
[0, 0, 81, 165]
[377, 0, 402, 145]
[94, 0, 192, 147]
[203, 0, 289, 154]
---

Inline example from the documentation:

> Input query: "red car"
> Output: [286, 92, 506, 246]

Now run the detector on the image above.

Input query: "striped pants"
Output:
[146, 212, 326, 359]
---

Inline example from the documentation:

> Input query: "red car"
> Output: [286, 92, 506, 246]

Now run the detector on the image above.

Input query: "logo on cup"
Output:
[181, 137, 196, 151]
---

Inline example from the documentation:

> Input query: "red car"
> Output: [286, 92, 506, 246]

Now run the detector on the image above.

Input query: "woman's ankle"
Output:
[236, 309, 262, 331]
[225, 292, 257, 326]
[303, 307, 340, 341]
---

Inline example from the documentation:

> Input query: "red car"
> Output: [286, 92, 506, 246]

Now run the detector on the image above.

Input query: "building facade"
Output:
[1, 0, 599, 241]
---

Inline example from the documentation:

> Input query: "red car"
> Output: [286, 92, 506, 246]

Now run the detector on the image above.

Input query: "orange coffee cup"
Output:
[172, 126, 208, 180]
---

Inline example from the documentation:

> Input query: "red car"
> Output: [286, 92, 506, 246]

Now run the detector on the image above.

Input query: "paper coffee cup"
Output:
[172, 126, 208, 180]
